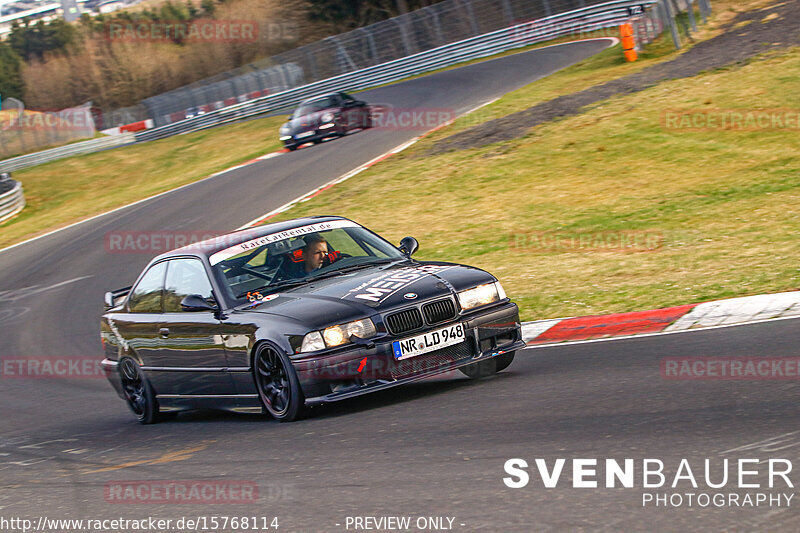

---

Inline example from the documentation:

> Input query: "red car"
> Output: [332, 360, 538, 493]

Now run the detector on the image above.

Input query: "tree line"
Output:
[0, 0, 445, 109]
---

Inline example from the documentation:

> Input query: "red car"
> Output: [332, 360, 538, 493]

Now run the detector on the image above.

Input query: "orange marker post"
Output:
[620, 23, 638, 62]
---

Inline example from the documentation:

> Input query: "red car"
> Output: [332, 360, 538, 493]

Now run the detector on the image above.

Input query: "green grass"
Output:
[269, 46, 800, 321]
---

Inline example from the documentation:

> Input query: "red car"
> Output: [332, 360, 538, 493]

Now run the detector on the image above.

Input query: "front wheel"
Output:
[119, 358, 163, 424]
[459, 352, 515, 379]
[254, 343, 307, 422]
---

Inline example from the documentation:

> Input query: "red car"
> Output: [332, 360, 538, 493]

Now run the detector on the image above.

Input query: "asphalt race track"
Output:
[1, 39, 799, 531]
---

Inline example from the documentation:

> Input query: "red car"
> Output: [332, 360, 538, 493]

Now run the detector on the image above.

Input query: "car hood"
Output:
[233, 260, 495, 330]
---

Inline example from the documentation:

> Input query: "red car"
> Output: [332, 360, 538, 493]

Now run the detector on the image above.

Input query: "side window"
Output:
[163, 259, 215, 313]
[128, 262, 166, 313]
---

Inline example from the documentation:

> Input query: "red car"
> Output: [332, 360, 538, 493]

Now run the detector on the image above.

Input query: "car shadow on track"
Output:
[161, 370, 521, 425]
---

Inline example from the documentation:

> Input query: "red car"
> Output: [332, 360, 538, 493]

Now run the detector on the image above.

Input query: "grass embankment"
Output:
[271, 46, 800, 321]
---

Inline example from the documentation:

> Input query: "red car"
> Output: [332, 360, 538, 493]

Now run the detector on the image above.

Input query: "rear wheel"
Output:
[254, 343, 306, 422]
[119, 358, 163, 424]
[459, 352, 515, 379]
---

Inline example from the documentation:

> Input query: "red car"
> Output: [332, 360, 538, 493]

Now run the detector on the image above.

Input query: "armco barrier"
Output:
[0, 133, 136, 173]
[0, 180, 25, 224]
[136, 0, 657, 142]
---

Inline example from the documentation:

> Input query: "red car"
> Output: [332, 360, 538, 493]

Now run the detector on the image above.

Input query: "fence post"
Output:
[669, 0, 694, 41]
[463, 0, 480, 35]
[394, 18, 415, 56]
[430, 8, 445, 46]
[686, 0, 698, 32]
[659, 0, 681, 49]
[699, 0, 710, 22]
[304, 49, 320, 81]
[501, 0, 515, 26]
[542, 0, 552, 18]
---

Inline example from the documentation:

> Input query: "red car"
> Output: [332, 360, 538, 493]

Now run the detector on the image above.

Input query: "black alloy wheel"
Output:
[254, 344, 306, 422]
[119, 358, 163, 424]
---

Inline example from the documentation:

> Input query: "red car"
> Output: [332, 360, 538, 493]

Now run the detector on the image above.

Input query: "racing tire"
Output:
[119, 358, 164, 424]
[254, 343, 307, 422]
[459, 352, 515, 379]
[286, 145, 297, 151]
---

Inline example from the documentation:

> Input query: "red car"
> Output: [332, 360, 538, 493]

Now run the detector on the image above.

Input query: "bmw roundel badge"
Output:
[404, 293, 418, 300]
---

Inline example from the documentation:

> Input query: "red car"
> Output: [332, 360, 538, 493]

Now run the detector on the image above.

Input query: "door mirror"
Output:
[399, 236, 419, 257]
[180, 294, 217, 312]
[104, 291, 115, 309]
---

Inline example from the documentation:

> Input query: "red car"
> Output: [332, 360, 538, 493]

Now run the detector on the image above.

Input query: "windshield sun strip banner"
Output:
[209, 220, 360, 266]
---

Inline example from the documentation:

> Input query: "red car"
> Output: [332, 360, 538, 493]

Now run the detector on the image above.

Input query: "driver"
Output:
[302, 233, 330, 274]
[280, 233, 342, 279]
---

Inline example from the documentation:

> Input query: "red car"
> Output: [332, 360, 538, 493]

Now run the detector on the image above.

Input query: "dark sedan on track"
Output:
[101, 216, 525, 422]
[279, 92, 371, 150]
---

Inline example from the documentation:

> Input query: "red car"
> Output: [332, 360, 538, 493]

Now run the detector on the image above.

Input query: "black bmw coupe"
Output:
[101, 216, 525, 422]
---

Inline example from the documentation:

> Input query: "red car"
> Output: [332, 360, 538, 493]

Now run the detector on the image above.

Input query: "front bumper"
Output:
[284, 127, 341, 146]
[295, 301, 524, 405]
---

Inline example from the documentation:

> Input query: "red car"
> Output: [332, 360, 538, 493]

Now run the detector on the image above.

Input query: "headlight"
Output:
[300, 331, 325, 352]
[323, 318, 376, 348]
[321, 112, 334, 123]
[299, 318, 376, 352]
[457, 282, 505, 310]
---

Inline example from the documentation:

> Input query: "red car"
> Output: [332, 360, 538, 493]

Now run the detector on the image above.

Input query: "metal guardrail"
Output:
[0, 133, 136, 173]
[137, 0, 656, 142]
[0, 179, 25, 224]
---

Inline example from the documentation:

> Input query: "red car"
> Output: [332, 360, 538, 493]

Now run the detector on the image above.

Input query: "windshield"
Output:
[293, 97, 338, 118]
[212, 224, 406, 304]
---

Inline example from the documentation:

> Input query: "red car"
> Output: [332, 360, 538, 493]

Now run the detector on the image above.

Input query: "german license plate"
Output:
[295, 131, 314, 138]
[392, 323, 465, 360]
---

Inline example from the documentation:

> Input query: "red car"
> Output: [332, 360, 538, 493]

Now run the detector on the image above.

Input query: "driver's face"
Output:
[305, 241, 328, 272]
